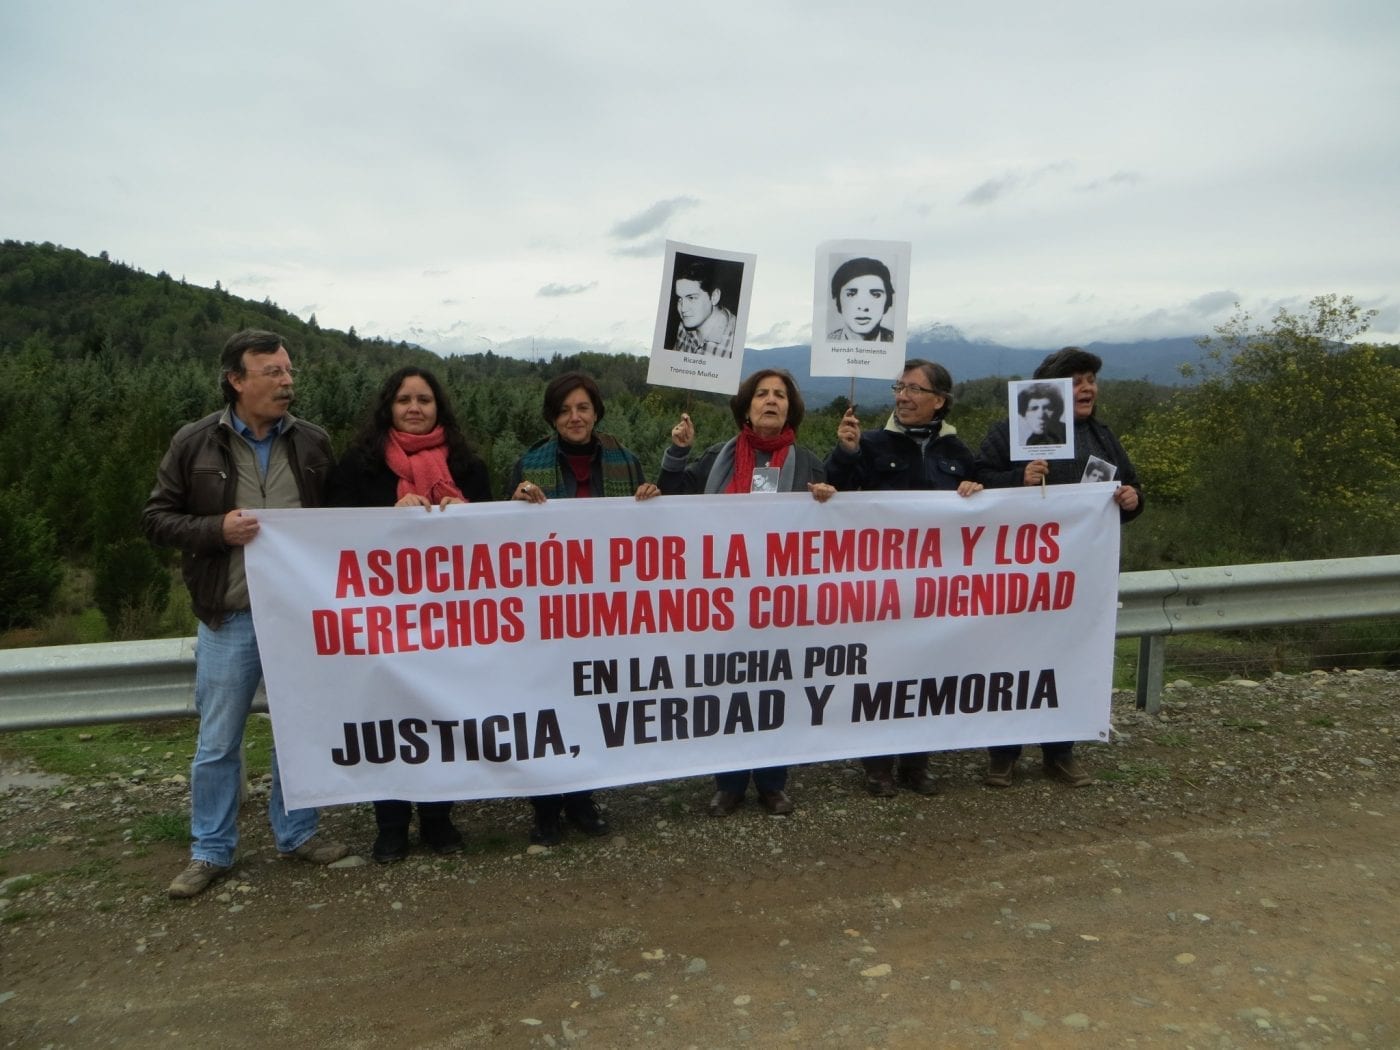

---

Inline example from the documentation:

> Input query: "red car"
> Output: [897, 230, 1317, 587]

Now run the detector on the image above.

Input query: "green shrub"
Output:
[0, 486, 63, 630]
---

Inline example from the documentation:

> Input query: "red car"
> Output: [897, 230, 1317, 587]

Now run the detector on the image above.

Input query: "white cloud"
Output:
[538, 282, 598, 298]
[609, 198, 700, 242]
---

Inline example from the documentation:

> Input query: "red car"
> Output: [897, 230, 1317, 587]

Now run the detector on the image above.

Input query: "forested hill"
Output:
[4, 240, 1397, 644]
[0, 241, 706, 640]
[0, 238, 673, 470]
[2, 239, 515, 378]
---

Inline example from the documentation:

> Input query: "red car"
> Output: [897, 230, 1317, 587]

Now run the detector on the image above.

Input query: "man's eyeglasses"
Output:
[891, 381, 937, 396]
[252, 366, 297, 380]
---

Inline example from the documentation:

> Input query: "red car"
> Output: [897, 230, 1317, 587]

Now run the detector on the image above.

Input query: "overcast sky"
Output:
[5, 1, 1397, 357]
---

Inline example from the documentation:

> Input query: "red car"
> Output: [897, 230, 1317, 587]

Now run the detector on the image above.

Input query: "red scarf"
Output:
[727, 425, 795, 494]
[385, 427, 464, 504]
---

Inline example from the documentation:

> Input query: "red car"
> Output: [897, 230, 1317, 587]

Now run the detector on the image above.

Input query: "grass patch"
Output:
[1100, 760, 1171, 784]
[1155, 731, 1192, 748]
[2, 717, 274, 781]
[0, 873, 46, 894]
[1112, 623, 1400, 692]
[130, 810, 189, 845]
[0, 833, 51, 859]
[60, 857, 117, 880]
[3, 721, 194, 779]
[464, 830, 521, 857]
[1308, 716, 1337, 728]
[1, 910, 38, 925]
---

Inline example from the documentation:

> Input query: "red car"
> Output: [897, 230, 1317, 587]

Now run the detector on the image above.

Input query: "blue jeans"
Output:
[191, 612, 318, 866]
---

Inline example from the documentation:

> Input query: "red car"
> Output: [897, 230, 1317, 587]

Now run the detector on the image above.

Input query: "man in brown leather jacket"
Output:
[143, 329, 349, 898]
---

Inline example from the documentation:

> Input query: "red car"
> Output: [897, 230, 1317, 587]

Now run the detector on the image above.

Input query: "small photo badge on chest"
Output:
[750, 467, 780, 493]
[1081, 456, 1118, 483]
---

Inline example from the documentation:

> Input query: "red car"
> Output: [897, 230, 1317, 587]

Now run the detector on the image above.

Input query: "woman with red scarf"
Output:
[658, 368, 836, 818]
[327, 366, 492, 862]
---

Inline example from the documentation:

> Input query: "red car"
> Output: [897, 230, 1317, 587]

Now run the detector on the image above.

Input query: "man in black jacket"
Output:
[143, 329, 349, 898]
[977, 346, 1143, 789]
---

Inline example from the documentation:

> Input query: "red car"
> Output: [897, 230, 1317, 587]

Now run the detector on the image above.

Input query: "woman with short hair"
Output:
[659, 367, 836, 817]
[508, 371, 660, 845]
[825, 358, 983, 797]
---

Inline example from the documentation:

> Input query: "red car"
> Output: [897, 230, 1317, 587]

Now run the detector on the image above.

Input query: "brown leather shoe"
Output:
[985, 753, 1016, 788]
[757, 789, 794, 816]
[1045, 753, 1092, 787]
[281, 834, 351, 865]
[897, 768, 938, 795]
[708, 790, 744, 817]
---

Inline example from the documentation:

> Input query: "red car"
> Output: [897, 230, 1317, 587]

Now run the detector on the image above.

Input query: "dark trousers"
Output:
[530, 791, 595, 819]
[988, 742, 1075, 762]
[374, 799, 454, 831]
[861, 753, 930, 777]
[714, 766, 787, 795]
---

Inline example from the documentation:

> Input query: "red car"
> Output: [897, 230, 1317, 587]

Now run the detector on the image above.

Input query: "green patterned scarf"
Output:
[518, 432, 638, 498]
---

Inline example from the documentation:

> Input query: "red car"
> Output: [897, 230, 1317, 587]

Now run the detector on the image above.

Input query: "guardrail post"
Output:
[1135, 635, 1165, 713]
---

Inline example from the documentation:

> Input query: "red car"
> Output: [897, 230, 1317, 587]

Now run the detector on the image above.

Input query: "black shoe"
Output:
[897, 768, 938, 795]
[563, 798, 610, 837]
[708, 790, 744, 817]
[372, 826, 411, 863]
[420, 819, 465, 855]
[529, 813, 563, 847]
[757, 789, 794, 816]
[865, 774, 897, 798]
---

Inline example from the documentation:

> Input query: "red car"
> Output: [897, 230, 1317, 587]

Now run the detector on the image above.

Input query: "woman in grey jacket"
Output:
[658, 368, 836, 817]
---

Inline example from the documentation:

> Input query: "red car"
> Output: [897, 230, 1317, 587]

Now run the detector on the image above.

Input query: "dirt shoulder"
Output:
[3, 670, 1398, 1048]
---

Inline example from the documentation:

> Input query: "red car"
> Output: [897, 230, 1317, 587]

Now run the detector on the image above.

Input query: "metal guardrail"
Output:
[1117, 555, 1400, 712]
[0, 637, 267, 732]
[2, 556, 1398, 730]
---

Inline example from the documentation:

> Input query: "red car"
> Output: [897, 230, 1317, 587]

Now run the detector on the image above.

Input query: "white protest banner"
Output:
[244, 487, 1121, 809]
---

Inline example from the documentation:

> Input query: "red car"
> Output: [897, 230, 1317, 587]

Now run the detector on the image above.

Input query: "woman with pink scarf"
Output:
[658, 368, 835, 818]
[327, 366, 492, 862]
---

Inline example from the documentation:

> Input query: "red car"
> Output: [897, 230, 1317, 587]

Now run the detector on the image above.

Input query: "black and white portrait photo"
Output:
[827, 257, 895, 343]
[664, 253, 744, 358]
[1017, 382, 1067, 446]
[1081, 455, 1118, 483]
[648, 240, 756, 396]
[810, 239, 911, 379]
[1007, 377, 1075, 461]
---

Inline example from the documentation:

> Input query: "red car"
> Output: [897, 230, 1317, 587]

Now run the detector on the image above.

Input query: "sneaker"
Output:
[282, 834, 351, 864]
[420, 820, 465, 856]
[1044, 753, 1092, 787]
[372, 826, 411, 864]
[168, 859, 231, 899]
[984, 754, 1016, 788]
[529, 813, 563, 847]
